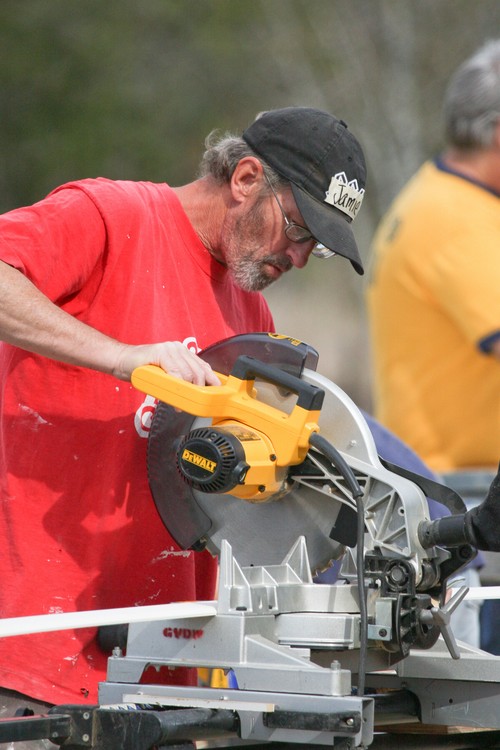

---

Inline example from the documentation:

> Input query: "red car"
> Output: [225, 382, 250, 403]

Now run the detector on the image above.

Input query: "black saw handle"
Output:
[230, 355, 325, 411]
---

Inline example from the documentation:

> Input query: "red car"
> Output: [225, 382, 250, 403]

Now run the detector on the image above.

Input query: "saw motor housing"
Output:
[176, 423, 285, 501]
[132, 354, 324, 502]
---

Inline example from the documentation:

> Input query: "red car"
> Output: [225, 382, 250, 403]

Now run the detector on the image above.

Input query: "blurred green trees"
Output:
[0, 1, 273, 207]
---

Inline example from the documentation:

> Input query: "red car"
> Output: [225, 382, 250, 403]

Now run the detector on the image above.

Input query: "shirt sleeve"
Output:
[0, 186, 107, 305]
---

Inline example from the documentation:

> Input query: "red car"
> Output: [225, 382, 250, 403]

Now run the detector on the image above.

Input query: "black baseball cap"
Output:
[242, 107, 366, 275]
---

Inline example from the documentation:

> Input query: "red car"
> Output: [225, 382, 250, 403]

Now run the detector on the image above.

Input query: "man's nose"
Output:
[285, 242, 314, 269]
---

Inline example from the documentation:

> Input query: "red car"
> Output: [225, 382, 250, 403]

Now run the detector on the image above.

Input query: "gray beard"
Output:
[228, 256, 278, 292]
[223, 197, 292, 292]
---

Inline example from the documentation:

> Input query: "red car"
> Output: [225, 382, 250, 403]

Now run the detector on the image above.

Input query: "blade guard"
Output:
[132, 355, 324, 466]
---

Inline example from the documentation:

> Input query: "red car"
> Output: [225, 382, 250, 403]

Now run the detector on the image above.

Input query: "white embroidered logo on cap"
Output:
[324, 172, 365, 220]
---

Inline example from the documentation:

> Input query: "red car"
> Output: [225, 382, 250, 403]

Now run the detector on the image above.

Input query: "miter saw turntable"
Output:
[2, 332, 500, 750]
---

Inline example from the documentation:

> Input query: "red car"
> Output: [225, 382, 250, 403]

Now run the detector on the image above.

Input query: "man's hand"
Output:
[111, 341, 221, 385]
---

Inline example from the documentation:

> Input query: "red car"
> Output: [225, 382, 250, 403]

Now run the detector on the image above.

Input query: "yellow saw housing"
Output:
[131, 354, 324, 502]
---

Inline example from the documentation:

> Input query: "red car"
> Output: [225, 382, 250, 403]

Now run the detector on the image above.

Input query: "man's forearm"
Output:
[0, 260, 127, 374]
[0, 261, 219, 385]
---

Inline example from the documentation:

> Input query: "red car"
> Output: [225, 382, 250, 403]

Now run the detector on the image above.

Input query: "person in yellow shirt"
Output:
[366, 39, 500, 650]
[367, 39, 500, 474]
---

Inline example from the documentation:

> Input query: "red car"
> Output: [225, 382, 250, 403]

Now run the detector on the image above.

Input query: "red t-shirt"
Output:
[0, 178, 274, 703]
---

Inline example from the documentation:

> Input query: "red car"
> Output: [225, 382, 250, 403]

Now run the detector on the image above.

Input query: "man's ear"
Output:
[230, 157, 265, 203]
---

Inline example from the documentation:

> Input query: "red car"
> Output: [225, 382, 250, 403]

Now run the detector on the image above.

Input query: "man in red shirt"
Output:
[0, 108, 366, 723]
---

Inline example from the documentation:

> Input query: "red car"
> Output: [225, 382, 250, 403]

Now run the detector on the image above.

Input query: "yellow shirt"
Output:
[366, 160, 500, 472]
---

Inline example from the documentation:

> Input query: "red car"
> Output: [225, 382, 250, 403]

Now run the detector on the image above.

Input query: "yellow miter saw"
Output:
[131, 333, 474, 655]
[91, 332, 500, 750]
[132, 333, 369, 573]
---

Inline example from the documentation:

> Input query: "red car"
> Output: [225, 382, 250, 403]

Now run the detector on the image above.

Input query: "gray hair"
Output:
[198, 130, 288, 191]
[444, 39, 500, 149]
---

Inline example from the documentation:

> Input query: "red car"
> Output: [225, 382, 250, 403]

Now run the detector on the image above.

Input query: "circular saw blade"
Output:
[147, 336, 377, 572]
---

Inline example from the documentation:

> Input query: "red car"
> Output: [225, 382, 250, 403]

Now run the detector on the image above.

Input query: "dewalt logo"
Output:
[181, 449, 217, 474]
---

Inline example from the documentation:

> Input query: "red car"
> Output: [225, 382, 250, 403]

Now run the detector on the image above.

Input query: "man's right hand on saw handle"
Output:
[419, 463, 500, 552]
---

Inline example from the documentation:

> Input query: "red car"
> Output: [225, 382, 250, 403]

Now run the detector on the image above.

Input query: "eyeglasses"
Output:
[264, 174, 336, 259]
